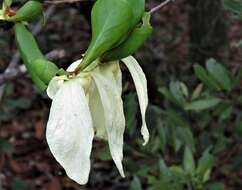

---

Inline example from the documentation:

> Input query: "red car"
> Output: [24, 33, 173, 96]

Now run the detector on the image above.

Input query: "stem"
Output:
[44, 0, 89, 4]
[149, 0, 174, 14]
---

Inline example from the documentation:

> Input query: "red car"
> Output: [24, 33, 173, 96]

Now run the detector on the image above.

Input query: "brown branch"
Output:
[0, 49, 66, 86]
[149, 0, 174, 14]
[44, 0, 90, 4]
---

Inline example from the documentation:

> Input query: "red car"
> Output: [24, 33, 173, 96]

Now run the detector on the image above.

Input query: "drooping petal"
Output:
[122, 56, 149, 145]
[91, 65, 125, 177]
[46, 79, 94, 185]
[111, 61, 122, 94]
[88, 62, 122, 140]
[89, 81, 107, 140]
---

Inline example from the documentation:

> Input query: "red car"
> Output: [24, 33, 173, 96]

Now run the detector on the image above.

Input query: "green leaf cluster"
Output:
[81, 0, 152, 69]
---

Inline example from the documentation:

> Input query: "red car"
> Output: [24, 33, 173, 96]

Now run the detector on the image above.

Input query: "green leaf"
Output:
[103, 12, 152, 61]
[159, 87, 180, 106]
[193, 64, 221, 90]
[6, 0, 43, 22]
[191, 83, 203, 100]
[14, 23, 47, 91]
[128, 0, 145, 27]
[180, 82, 189, 98]
[165, 110, 188, 128]
[159, 158, 171, 180]
[81, 0, 133, 68]
[129, 176, 142, 190]
[176, 128, 195, 152]
[30, 59, 58, 85]
[196, 151, 214, 177]
[169, 81, 186, 107]
[206, 58, 232, 91]
[185, 97, 221, 111]
[183, 147, 195, 174]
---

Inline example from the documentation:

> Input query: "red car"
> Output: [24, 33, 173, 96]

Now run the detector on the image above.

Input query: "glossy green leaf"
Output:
[103, 12, 153, 61]
[7, 0, 43, 22]
[30, 59, 58, 84]
[129, 0, 145, 27]
[81, 0, 133, 69]
[15, 23, 44, 64]
[206, 58, 232, 91]
[15, 23, 59, 91]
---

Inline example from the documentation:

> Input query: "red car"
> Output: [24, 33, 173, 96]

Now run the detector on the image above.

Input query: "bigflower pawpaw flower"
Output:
[46, 56, 149, 185]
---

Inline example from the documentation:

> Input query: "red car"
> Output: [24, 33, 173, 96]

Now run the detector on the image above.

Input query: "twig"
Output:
[0, 49, 66, 85]
[44, 0, 90, 4]
[149, 0, 174, 14]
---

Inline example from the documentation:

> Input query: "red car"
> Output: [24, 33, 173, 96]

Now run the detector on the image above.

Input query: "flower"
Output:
[46, 56, 149, 185]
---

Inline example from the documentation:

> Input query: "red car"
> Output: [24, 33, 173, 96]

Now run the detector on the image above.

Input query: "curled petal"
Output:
[122, 56, 149, 145]
[46, 76, 66, 99]
[67, 59, 82, 72]
[46, 79, 94, 185]
[91, 65, 125, 177]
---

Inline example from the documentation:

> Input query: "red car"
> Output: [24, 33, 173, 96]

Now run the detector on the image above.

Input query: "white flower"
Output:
[46, 56, 149, 185]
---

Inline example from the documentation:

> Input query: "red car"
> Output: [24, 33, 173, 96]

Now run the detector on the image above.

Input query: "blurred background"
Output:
[0, 0, 242, 189]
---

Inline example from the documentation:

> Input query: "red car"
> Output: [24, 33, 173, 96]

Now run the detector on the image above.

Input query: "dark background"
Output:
[0, 0, 242, 189]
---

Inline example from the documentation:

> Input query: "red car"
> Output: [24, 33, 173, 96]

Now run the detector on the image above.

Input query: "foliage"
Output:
[0, 0, 242, 189]
[118, 58, 242, 190]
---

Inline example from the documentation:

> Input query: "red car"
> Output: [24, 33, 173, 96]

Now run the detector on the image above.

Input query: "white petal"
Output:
[89, 81, 107, 140]
[122, 56, 149, 145]
[89, 62, 122, 140]
[46, 76, 65, 99]
[91, 66, 125, 177]
[46, 79, 94, 185]
[67, 59, 82, 72]
[111, 61, 122, 94]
